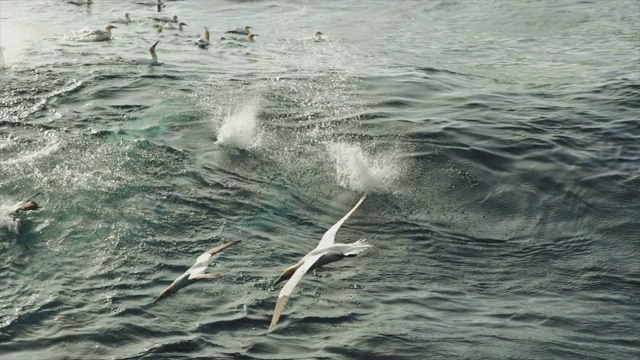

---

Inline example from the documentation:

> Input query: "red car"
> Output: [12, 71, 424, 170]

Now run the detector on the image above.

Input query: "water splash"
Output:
[0, 207, 18, 232]
[215, 99, 262, 150]
[327, 142, 401, 194]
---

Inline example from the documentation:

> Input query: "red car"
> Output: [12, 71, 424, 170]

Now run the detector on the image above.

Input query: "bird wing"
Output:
[269, 252, 324, 332]
[315, 194, 366, 249]
[192, 240, 240, 269]
[189, 273, 224, 280]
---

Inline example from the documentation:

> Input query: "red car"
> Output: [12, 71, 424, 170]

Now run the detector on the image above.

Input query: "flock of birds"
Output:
[67, 0, 327, 65]
[9, 191, 369, 332]
[13, 7, 363, 320]
[2, 0, 351, 335]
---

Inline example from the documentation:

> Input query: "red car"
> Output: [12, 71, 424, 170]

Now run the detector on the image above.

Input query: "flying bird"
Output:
[153, 241, 240, 304]
[269, 195, 369, 332]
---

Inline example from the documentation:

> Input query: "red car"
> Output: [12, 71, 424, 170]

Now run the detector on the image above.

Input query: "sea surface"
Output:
[1, 0, 639, 359]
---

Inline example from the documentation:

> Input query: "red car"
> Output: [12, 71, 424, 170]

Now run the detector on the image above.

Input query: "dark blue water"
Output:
[1, 0, 639, 359]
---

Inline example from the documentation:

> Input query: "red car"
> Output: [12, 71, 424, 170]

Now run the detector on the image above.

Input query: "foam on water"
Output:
[0, 204, 18, 232]
[214, 99, 262, 150]
[327, 142, 401, 194]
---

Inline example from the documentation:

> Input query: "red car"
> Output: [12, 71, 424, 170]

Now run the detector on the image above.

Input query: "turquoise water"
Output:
[1, 0, 639, 359]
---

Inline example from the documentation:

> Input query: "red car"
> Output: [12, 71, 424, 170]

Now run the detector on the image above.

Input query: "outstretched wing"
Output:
[269, 253, 324, 332]
[192, 240, 240, 269]
[315, 194, 366, 249]
[189, 273, 224, 280]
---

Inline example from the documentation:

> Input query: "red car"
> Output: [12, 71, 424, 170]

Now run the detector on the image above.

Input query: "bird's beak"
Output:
[153, 290, 169, 304]
[272, 274, 286, 287]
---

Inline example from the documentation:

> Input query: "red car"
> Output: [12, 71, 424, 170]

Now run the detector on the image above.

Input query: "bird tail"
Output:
[344, 239, 370, 256]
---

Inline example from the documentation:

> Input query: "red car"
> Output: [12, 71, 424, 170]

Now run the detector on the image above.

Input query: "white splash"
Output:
[0, 199, 21, 232]
[215, 100, 262, 150]
[327, 142, 401, 193]
[1, 133, 60, 166]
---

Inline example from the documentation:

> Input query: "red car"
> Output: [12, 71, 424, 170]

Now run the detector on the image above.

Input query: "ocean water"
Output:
[1, 0, 639, 359]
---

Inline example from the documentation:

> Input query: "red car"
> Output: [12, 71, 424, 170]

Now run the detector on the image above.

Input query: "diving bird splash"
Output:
[269, 194, 369, 332]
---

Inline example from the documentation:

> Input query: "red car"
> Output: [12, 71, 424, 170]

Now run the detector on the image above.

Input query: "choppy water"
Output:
[1, 0, 639, 359]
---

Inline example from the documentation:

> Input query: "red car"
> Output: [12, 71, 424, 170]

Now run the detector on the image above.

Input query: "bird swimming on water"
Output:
[194, 26, 210, 49]
[132, 40, 160, 65]
[225, 25, 252, 35]
[74, 25, 117, 42]
[153, 241, 240, 304]
[137, 0, 164, 6]
[151, 14, 178, 23]
[269, 194, 369, 332]
[68, 0, 92, 5]
[161, 21, 188, 30]
[220, 33, 257, 42]
[110, 13, 132, 25]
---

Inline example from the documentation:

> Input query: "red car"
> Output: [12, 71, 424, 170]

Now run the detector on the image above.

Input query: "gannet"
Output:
[225, 25, 251, 35]
[162, 21, 187, 30]
[312, 31, 326, 42]
[132, 40, 160, 65]
[151, 14, 178, 23]
[68, 0, 92, 5]
[220, 33, 257, 42]
[137, 0, 163, 6]
[194, 26, 210, 49]
[153, 241, 240, 304]
[75, 25, 117, 42]
[6, 192, 42, 219]
[110, 13, 132, 24]
[269, 194, 369, 332]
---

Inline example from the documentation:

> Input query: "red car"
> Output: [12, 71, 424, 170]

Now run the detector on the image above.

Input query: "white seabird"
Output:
[5, 192, 42, 219]
[132, 40, 160, 65]
[194, 26, 210, 49]
[74, 25, 117, 42]
[153, 241, 240, 303]
[110, 13, 132, 24]
[225, 25, 251, 35]
[269, 194, 369, 332]
[311, 31, 327, 42]
[220, 33, 257, 42]
[151, 14, 178, 23]
[162, 21, 187, 30]
[137, 0, 164, 6]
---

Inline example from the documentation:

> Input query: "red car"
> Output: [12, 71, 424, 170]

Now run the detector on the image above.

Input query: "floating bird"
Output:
[74, 25, 117, 42]
[162, 21, 187, 30]
[269, 195, 369, 332]
[220, 33, 257, 42]
[194, 26, 210, 49]
[137, 0, 164, 6]
[153, 241, 240, 304]
[132, 40, 160, 65]
[312, 31, 326, 42]
[225, 25, 252, 35]
[151, 14, 178, 23]
[110, 13, 132, 24]
[6, 192, 42, 219]
[68, 0, 92, 5]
